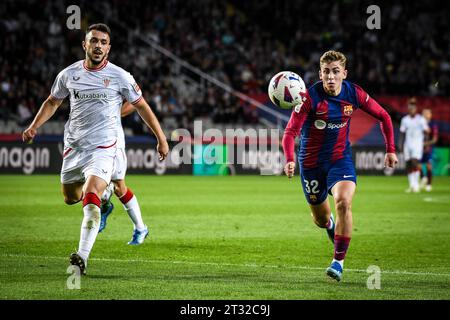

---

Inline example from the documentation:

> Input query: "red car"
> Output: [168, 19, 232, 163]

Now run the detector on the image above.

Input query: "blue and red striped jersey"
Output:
[283, 80, 395, 168]
[424, 120, 439, 153]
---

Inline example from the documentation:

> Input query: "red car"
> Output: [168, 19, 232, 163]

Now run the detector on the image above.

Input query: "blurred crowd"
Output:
[1, 0, 448, 134]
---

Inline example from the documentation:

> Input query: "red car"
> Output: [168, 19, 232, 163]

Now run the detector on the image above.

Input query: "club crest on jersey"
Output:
[309, 195, 317, 202]
[343, 104, 353, 116]
[103, 78, 110, 87]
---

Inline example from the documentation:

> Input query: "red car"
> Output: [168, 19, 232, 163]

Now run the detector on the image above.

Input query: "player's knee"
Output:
[335, 198, 351, 214]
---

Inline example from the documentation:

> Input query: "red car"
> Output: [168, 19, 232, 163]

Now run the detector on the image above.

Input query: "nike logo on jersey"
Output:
[343, 175, 354, 178]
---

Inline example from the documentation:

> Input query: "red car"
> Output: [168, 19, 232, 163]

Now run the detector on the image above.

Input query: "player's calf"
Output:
[64, 194, 83, 205]
[311, 212, 329, 228]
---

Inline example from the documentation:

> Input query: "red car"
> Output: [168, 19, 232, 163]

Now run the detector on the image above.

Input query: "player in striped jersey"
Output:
[282, 51, 398, 281]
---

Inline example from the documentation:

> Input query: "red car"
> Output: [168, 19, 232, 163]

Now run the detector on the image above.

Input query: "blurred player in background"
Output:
[99, 102, 150, 245]
[22, 23, 169, 275]
[399, 98, 429, 193]
[282, 50, 398, 281]
[420, 108, 439, 191]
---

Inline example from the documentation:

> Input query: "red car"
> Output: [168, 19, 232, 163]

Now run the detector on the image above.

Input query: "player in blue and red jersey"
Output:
[420, 108, 439, 192]
[282, 51, 398, 281]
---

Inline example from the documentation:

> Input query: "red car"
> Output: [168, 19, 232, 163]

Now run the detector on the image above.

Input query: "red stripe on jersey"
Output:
[131, 96, 143, 105]
[83, 192, 101, 208]
[83, 60, 109, 72]
[96, 140, 117, 149]
[119, 188, 134, 204]
[63, 147, 73, 158]
[331, 122, 348, 162]
[303, 101, 329, 168]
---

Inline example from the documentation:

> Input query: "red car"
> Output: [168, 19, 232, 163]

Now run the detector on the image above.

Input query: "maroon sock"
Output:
[334, 234, 351, 261]
[427, 170, 432, 185]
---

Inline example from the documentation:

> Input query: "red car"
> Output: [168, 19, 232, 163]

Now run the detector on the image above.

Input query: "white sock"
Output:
[78, 204, 101, 263]
[123, 195, 146, 231]
[407, 173, 414, 188]
[332, 258, 344, 268]
[414, 171, 421, 189]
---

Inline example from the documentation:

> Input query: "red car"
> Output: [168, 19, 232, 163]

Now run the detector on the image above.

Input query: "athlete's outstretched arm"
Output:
[132, 98, 169, 160]
[356, 86, 398, 168]
[282, 98, 312, 177]
[22, 95, 63, 143]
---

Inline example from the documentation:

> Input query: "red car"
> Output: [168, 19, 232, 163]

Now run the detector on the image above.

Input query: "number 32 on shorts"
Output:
[303, 179, 319, 194]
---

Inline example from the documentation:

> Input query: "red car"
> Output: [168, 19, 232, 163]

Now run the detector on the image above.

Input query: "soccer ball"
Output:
[268, 71, 307, 109]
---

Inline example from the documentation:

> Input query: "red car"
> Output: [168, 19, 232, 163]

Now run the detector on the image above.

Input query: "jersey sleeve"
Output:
[282, 95, 312, 163]
[50, 70, 69, 99]
[355, 85, 396, 153]
[120, 72, 143, 105]
[400, 117, 406, 133]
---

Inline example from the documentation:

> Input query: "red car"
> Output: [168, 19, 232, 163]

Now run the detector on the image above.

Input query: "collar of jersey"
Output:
[83, 59, 109, 72]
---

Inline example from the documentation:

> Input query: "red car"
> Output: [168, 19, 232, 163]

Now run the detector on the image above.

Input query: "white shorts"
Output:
[111, 148, 127, 181]
[404, 144, 423, 161]
[60, 146, 117, 185]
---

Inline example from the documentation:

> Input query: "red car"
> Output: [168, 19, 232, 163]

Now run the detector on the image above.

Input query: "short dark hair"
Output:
[86, 23, 111, 38]
[408, 97, 417, 105]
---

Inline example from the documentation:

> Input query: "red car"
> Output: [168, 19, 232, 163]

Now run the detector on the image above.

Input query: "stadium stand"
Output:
[0, 0, 448, 145]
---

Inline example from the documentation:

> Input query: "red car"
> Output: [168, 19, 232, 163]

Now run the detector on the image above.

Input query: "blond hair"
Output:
[320, 50, 347, 69]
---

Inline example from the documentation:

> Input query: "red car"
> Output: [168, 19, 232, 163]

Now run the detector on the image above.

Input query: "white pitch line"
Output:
[2, 253, 450, 277]
[423, 197, 450, 203]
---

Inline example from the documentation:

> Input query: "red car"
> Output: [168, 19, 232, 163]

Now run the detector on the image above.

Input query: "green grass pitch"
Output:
[1, 175, 450, 300]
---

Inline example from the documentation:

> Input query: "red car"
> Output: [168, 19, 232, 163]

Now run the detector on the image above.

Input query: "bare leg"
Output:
[62, 182, 84, 205]
[331, 181, 356, 238]
[113, 179, 128, 198]
[310, 199, 332, 228]
[325, 180, 356, 281]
